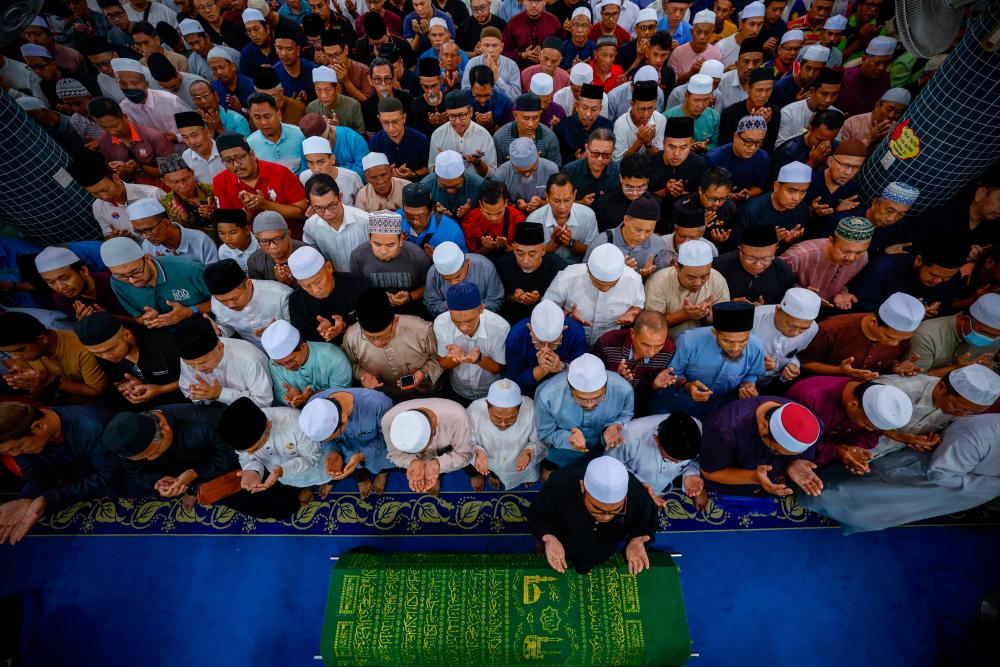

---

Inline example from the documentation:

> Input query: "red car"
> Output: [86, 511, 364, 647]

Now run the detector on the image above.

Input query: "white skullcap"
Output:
[530, 72, 554, 96]
[568, 353, 608, 393]
[634, 65, 658, 83]
[950, 365, 1000, 406]
[111, 58, 145, 74]
[780, 287, 821, 321]
[29, 16, 48, 29]
[207, 46, 237, 63]
[861, 385, 912, 430]
[699, 59, 724, 79]
[823, 14, 848, 31]
[302, 136, 332, 155]
[298, 398, 340, 442]
[570, 62, 595, 85]
[687, 74, 713, 95]
[434, 150, 464, 179]
[34, 246, 81, 273]
[530, 300, 566, 341]
[288, 246, 327, 279]
[741, 1, 765, 19]
[487, 379, 523, 409]
[432, 241, 465, 275]
[635, 7, 658, 23]
[878, 292, 924, 333]
[126, 197, 165, 220]
[15, 97, 46, 111]
[362, 152, 390, 171]
[880, 87, 912, 106]
[312, 65, 338, 84]
[777, 160, 812, 183]
[781, 29, 805, 45]
[587, 243, 626, 282]
[179, 18, 206, 35]
[572, 7, 592, 20]
[241, 8, 266, 23]
[866, 36, 897, 57]
[100, 237, 144, 267]
[583, 456, 629, 504]
[390, 410, 432, 453]
[428, 17, 448, 29]
[692, 9, 716, 25]
[246, 0, 272, 17]
[801, 45, 831, 63]
[970, 293, 1000, 329]
[599, 0, 622, 7]
[677, 238, 714, 267]
[19, 44, 51, 60]
[261, 319, 300, 360]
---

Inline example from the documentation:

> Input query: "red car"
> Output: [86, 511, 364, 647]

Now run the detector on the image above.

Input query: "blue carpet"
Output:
[2, 525, 998, 667]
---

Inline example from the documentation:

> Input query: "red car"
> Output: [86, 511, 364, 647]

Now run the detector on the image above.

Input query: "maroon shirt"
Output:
[96, 120, 174, 169]
[798, 312, 908, 374]
[593, 328, 676, 413]
[502, 12, 562, 67]
[786, 376, 882, 464]
[51, 271, 129, 319]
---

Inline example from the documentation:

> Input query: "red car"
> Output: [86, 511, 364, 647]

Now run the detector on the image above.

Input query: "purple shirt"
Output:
[699, 396, 817, 492]
[785, 376, 882, 465]
[837, 65, 890, 118]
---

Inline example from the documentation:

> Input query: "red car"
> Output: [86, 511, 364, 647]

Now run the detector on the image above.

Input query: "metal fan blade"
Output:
[0, 0, 44, 48]
[896, 0, 977, 58]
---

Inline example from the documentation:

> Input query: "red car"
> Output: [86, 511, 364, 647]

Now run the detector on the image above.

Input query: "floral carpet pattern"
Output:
[33, 489, 1000, 537]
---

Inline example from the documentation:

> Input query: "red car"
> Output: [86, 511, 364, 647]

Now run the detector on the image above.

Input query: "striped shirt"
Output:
[780, 238, 868, 302]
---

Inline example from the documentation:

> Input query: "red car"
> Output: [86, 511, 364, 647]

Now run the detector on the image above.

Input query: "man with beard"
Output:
[33, 246, 128, 321]
[349, 210, 432, 318]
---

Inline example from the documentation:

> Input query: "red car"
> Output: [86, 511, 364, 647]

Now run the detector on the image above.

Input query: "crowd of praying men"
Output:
[2, 0, 1000, 574]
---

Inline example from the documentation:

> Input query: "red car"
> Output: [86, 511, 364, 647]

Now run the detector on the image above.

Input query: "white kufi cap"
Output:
[34, 247, 81, 273]
[302, 136, 332, 155]
[362, 152, 390, 171]
[298, 398, 340, 442]
[312, 66, 338, 84]
[487, 379, 523, 409]
[288, 246, 327, 279]
[434, 150, 464, 179]
[432, 241, 465, 275]
[861, 385, 912, 430]
[567, 353, 607, 392]
[261, 319, 301, 360]
[126, 197, 165, 220]
[587, 243, 625, 282]
[780, 287, 822, 321]
[530, 300, 565, 342]
[970, 293, 1000, 329]
[878, 292, 924, 333]
[949, 364, 1000, 406]
[687, 74, 713, 94]
[583, 456, 629, 503]
[390, 410, 432, 453]
[677, 238, 714, 267]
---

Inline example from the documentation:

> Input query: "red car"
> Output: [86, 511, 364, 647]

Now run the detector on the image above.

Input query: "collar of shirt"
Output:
[111, 121, 142, 146]
[187, 142, 220, 164]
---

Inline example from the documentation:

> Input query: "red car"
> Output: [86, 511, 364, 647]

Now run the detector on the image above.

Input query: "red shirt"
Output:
[212, 159, 306, 219]
[590, 61, 626, 93]
[461, 205, 525, 252]
[588, 24, 631, 48]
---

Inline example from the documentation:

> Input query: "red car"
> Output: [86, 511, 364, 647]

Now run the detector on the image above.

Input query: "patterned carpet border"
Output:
[31, 490, 1000, 537]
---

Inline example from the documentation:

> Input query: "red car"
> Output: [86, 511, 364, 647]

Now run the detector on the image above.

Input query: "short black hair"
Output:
[701, 167, 733, 190]
[247, 92, 278, 110]
[305, 173, 341, 199]
[619, 153, 649, 180]
[0, 312, 47, 347]
[478, 179, 508, 205]
[546, 172, 575, 193]
[811, 109, 844, 131]
[587, 127, 614, 144]
[369, 57, 392, 74]
[649, 31, 673, 50]
[130, 20, 158, 38]
[88, 96, 123, 119]
[468, 64, 495, 87]
[656, 411, 702, 461]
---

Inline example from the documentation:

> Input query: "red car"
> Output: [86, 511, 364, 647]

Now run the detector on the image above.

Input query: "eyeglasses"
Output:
[584, 493, 628, 518]
[221, 153, 250, 166]
[133, 218, 167, 236]
[831, 156, 862, 171]
[372, 76, 394, 85]
[256, 231, 288, 247]
[737, 133, 765, 148]
[194, 2, 217, 10]
[740, 253, 775, 265]
[588, 150, 613, 159]
[622, 183, 648, 194]
[111, 258, 147, 281]
[312, 202, 341, 214]
[26, 61, 51, 71]
[703, 194, 728, 204]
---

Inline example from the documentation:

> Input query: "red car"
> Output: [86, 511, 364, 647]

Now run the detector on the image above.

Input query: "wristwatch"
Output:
[567, 239, 577, 248]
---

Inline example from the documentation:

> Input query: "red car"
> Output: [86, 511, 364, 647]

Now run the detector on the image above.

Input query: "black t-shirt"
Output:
[408, 95, 448, 136]
[719, 100, 781, 153]
[456, 15, 507, 52]
[713, 250, 795, 305]
[289, 271, 370, 343]
[495, 252, 567, 324]
[97, 329, 187, 407]
[672, 194, 740, 252]
[594, 189, 632, 233]
[648, 151, 706, 231]
[362, 89, 414, 135]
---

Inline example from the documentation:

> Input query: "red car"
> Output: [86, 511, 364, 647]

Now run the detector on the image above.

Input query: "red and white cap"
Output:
[768, 402, 821, 453]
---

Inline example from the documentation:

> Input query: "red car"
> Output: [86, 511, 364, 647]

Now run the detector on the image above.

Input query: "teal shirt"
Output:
[110, 255, 211, 316]
[220, 106, 251, 136]
[248, 122, 306, 174]
[269, 341, 352, 406]
[663, 105, 721, 150]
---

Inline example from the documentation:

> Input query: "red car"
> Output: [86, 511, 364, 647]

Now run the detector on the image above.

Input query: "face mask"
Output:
[963, 317, 998, 347]
[121, 88, 147, 103]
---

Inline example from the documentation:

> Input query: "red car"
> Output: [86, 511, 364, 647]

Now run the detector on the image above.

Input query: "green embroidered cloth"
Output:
[321, 549, 691, 666]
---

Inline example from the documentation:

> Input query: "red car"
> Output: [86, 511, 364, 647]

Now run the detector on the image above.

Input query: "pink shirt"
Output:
[780, 238, 868, 301]
[667, 43, 724, 76]
[520, 65, 571, 94]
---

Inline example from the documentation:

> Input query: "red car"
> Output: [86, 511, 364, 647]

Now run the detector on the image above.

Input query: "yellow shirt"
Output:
[644, 267, 731, 339]
[29, 330, 110, 391]
[711, 21, 739, 43]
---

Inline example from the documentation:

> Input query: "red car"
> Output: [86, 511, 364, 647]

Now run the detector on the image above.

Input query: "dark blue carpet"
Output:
[2, 525, 998, 667]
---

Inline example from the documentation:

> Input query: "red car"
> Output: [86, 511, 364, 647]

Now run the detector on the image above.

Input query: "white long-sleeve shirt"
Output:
[237, 407, 329, 488]
[211, 279, 292, 351]
[302, 205, 370, 273]
[179, 337, 274, 407]
[613, 109, 667, 160]
[609, 414, 701, 493]
[544, 263, 646, 345]
[751, 304, 819, 382]
[467, 396, 546, 489]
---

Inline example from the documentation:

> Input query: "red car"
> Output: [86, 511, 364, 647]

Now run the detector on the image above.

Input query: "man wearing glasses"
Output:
[528, 455, 657, 575]
[187, 79, 251, 137]
[713, 224, 794, 305]
[99, 236, 213, 330]
[247, 211, 309, 286]
[212, 132, 308, 222]
[428, 90, 497, 178]
[705, 114, 770, 202]
[127, 198, 219, 265]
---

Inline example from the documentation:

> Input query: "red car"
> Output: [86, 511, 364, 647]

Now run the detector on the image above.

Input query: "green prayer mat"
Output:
[320, 549, 691, 667]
